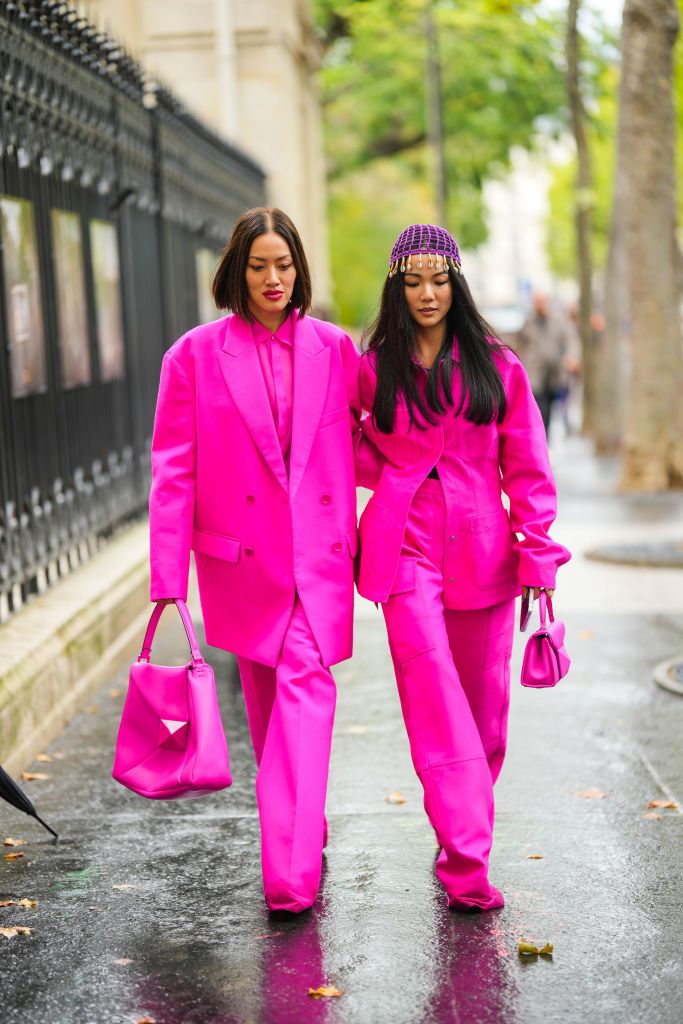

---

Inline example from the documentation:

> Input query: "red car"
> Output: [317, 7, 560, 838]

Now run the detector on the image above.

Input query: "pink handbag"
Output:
[112, 599, 232, 799]
[520, 592, 571, 688]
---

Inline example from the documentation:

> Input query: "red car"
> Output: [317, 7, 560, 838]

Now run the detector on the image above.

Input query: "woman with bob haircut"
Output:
[149, 207, 371, 914]
[356, 224, 570, 912]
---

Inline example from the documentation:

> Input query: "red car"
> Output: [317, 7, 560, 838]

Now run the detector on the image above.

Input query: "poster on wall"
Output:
[89, 219, 125, 382]
[195, 247, 221, 324]
[51, 209, 91, 388]
[0, 195, 47, 398]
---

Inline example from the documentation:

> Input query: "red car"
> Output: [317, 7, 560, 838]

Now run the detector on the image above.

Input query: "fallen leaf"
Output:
[113, 957, 133, 965]
[135, 1017, 156, 1023]
[4, 852, 25, 861]
[36, 754, 53, 763]
[647, 800, 678, 810]
[86, 706, 98, 714]
[109, 688, 122, 698]
[526, 855, 544, 860]
[112, 884, 136, 891]
[18, 898, 37, 909]
[577, 629, 594, 640]
[0, 900, 16, 907]
[643, 812, 663, 820]
[518, 939, 553, 957]
[574, 788, 606, 799]
[308, 986, 344, 999]
[3, 837, 27, 847]
[0, 926, 32, 939]
[386, 791, 407, 805]
[20, 772, 49, 781]
[52, 752, 66, 760]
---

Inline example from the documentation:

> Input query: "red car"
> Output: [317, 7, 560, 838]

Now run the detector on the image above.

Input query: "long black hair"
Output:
[363, 268, 507, 433]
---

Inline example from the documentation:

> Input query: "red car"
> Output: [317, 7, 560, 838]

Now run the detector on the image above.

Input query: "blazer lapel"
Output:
[217, 314, 289, 492]
[289, 316, 330, 499]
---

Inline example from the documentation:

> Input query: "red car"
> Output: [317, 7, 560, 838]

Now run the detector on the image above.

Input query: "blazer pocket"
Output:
[388, 556, 417, 595]
[319, 405, 349, 428]
[192, 527, 241, 563]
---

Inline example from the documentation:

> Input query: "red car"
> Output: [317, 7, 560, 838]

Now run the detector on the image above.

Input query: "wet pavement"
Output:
[1, 435, 682, 1024]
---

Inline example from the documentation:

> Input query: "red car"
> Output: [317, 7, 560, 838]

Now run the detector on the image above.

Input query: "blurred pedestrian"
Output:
[356, 224, 570, 912]
[514, 291, 572, 436]
[148, 207, 373, 914]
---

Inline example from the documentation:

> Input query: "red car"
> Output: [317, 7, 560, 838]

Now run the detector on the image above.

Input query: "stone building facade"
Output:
[85, 0, 331, 309]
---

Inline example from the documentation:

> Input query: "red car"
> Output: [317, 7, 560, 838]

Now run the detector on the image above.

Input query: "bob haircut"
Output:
[211, 207, 312, 321]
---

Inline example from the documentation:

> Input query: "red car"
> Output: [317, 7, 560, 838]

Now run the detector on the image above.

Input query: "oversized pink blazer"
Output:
[149, 312, 364, 668]
[356, 345, 571, 606]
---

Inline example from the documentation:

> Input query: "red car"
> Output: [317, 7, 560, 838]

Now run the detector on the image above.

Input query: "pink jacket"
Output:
[356, 346, 571, 606]
[149, 312, 363, 668]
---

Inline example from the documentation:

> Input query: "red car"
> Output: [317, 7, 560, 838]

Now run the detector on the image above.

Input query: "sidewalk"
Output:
[1, 436, 682, 1024]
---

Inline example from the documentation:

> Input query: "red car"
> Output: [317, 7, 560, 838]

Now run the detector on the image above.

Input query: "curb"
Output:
[586, 540, 683, 569]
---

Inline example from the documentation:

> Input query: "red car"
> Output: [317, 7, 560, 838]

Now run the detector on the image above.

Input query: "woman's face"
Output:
[246, 231, 297, 323]
[403, 259, 453, 329]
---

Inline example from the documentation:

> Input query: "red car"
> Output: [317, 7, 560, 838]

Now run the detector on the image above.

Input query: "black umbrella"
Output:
[0, 764, 58, 841]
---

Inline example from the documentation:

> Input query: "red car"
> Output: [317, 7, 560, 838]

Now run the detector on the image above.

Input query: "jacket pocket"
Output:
[319, 405, 349, 428]
[192, 527, 241, 563]
[388, 556, 416, 594]
[468, 510, 517, 590]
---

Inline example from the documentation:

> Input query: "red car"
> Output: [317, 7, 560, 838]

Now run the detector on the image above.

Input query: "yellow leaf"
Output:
[4, 852, 25, 861]
[386, 791, 407, 805]
[0, 900, 16, 907]
[86, 706, 98, 714]
[578, 629, 594, 640]
[135, 1018, 156, 1023]
[527, 854, 544, 860]
[109, 688, 122, 698]
[574, 788, 606, 799]
[308, 986, 344, 999]
[20, 772, 49, 781]
[112, 884, 136, 891]
[0, 926, 31, 939]
[36, 754, 53, 762]
[643, 812, 663, 820]
[647, 800, 678, 810]
[3, 837, 27, 846]
[18, 898, 37, 909]
[518, 938, 553, 956]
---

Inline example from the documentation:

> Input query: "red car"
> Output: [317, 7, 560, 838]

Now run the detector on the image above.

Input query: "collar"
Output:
[252, 312, 294, 347]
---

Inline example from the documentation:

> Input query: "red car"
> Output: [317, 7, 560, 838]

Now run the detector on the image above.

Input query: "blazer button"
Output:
[448, 576, 455, 583]
[332, 542, 343, 553]
[245, 547, 255, 556]
[321, 494, 332, 504]
[450, 534, 455, 541]
[246, 495, 255, 504]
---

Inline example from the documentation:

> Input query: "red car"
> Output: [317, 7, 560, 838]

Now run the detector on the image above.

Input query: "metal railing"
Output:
[0, 1, 265, 621]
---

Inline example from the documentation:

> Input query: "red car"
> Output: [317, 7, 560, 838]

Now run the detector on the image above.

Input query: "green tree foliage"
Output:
[313, 0, 570, 325]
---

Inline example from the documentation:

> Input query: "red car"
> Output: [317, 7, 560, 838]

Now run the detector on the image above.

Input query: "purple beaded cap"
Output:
[389, 224, 462, 277]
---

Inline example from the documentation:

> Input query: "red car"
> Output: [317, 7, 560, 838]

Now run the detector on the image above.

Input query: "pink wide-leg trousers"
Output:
[236, 598, 336, 913]
[382, 477, 514, 911]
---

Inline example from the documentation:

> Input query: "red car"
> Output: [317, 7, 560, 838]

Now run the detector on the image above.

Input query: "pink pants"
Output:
[382, 477, 514, 911]
[236, 598, 336, 913]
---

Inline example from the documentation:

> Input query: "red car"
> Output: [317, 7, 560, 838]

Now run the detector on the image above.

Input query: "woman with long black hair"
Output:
[356, 224, 570, 911]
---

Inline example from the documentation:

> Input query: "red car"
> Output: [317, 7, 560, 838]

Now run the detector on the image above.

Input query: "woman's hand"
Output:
[522, 586, 555, 601]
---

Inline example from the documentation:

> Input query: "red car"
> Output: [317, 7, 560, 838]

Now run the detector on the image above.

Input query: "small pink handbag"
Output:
[112, 599, 232, 799]
[520, 592, 571, 688]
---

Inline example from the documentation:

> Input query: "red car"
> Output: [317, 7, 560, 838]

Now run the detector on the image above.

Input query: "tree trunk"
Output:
[566, 0, 595, 436]
[620, 0, 682, 491]
[594, 60, 628, 454]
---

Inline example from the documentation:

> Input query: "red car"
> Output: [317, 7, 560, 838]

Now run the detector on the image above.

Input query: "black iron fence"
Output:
[0, 1, 265, 621]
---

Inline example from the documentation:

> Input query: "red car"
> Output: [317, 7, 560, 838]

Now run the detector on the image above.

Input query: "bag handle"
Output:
[138, 599, 204, 666]
[538, 591, 555, 627]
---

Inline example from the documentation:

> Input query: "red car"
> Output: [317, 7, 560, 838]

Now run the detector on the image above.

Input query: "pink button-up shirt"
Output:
[252, 314, 294, 467]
